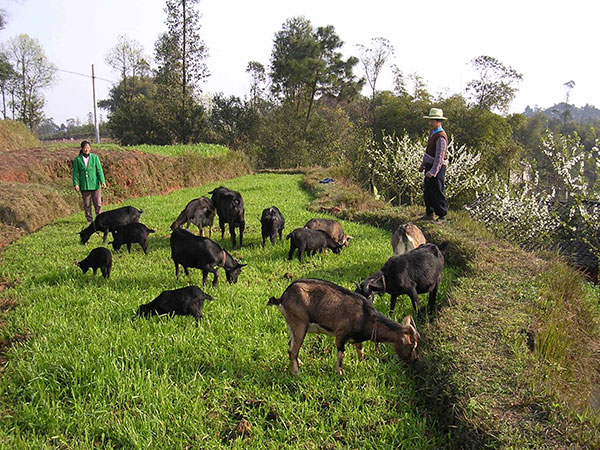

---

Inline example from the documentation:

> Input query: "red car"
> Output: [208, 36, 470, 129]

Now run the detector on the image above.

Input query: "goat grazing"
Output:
[79, 206, 143, 244]
[260, 206, 285, 246]
[137, 285, 213, 326]
[209, 186, 245, 248]
[286, 228, 343, 262]
[391, 222, 426, 256]
[109, 222, 155, 254]
[170, 196, 216, 237]
[268, 278, 420, 375]
[304, 218, 353, 247]
[170, 228, 246, 286]
[75, 247, 112, 279]
[356, 243, 444, 316]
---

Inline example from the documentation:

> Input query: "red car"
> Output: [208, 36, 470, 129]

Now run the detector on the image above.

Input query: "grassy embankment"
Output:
[0, 142, 250, 247]
[300, 167, 600, 449]
[0, 174, 454, 449]
[0, 121, 39, 151]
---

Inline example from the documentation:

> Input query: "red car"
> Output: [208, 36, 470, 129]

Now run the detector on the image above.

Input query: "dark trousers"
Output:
[81, 189, 102, 223]
[423, 164, 448, 218]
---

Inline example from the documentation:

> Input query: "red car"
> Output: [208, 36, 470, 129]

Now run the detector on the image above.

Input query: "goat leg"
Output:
[335, 338, 346, 375]
[427, 287, 438, 315]
[288, 324, 308, 376]
[355, 343, 365, 361]
[390, 294, 399, 314]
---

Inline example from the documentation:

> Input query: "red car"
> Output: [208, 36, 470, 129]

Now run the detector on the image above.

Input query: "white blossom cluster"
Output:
[541, 133, 600, 260]
[365, 133, 485, 205]
[445, 142, 486, 200]
[465, 176, 560, 249]
[466, 132, 600, 261]
[366, 133, 423, 204]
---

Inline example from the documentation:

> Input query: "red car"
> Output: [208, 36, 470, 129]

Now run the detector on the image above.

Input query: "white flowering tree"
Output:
[465, 174, 559, 249]
[542, 132, 600, 261]
[466, 131, 600, 264]
[366, 134, 423, 204]
[365, 133, 484, 206]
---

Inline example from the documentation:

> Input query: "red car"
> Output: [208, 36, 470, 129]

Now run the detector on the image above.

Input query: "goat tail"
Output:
[267, 296, 281, 306]
[286, 232, 292, 239]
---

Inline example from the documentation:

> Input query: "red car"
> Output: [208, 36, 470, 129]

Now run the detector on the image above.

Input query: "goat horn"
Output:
[409, 315, 417, 330]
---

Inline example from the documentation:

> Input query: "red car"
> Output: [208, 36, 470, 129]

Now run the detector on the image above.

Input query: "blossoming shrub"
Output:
[466, 131, 600, 262]
[465, 177, 559, 249]
[364, 133, 484, 206]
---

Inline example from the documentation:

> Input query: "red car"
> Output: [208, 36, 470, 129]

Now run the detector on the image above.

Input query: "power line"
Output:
[55, 67, 116, 84]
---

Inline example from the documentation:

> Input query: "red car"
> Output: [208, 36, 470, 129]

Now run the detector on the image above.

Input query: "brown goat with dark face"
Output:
[268, 278, 420, 375]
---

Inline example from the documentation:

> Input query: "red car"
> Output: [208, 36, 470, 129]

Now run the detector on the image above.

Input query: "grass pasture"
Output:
[44, 142, 230, 158]
[0, 174, 453, 449]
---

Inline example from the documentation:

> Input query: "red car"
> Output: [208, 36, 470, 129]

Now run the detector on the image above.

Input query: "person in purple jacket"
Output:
[419, 108, 449, 222]
[72, 140, 107, 223]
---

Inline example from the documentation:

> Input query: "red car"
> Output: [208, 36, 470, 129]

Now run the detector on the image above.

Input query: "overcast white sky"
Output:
[1, 0, 596, 125]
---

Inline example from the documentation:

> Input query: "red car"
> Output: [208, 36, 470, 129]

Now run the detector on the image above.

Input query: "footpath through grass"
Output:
[0, 174, 451, 449]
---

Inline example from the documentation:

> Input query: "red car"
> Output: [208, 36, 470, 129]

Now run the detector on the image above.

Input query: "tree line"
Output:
[2, 0, 599, 202]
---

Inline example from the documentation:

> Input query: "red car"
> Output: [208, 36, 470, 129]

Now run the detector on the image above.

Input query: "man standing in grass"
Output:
[73, 140, 106, 223]
[419, 108, 449, 222]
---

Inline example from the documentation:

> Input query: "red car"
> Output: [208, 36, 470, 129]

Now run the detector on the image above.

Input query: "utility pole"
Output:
[91, 64, 100, 143]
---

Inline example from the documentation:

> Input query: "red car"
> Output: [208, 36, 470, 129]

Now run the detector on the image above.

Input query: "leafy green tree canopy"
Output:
[269, 16, 363, 122]
[465, 55, 522, 113]
[2, 34, 56, 129]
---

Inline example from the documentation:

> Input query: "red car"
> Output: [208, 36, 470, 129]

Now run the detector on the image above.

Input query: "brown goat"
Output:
[170, 197, 216, 237]
[391, 222, 426, 256]
[268, 278, 419, 375]
[304, 218, 353, 247]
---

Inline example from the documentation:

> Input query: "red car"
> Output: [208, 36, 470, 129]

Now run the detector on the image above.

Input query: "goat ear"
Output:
[74, 260, 79, 266]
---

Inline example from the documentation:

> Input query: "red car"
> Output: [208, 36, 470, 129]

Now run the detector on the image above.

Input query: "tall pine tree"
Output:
[154, 0, 209, 143]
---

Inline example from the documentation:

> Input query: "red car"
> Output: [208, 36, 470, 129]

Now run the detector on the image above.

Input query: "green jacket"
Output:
[72, 153, 105, 190]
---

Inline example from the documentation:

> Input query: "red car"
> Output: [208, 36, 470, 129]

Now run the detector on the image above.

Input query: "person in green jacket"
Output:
[72, 140, 107, 223]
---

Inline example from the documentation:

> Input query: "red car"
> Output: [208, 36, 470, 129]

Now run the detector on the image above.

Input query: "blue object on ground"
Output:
[319, 177, 335, 184]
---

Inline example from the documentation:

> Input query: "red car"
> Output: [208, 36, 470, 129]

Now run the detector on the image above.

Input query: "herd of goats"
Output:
[73, 186, 446, 375]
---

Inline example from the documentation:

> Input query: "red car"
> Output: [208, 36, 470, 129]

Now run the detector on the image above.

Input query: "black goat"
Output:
[109, 222, 155, 254]
[209, 186, 245, 248]
[356, 243, 444, 316]
[75, 247, 112, 279]
[79, 206, 143, 244]
[286, 228, 343, 262]
[137, 285, 213, 326]
[170, 228, 246, 286]
[260, 206, 285, 246]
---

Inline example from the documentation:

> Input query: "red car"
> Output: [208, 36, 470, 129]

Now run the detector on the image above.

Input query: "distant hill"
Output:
[523, 103, 600, 123]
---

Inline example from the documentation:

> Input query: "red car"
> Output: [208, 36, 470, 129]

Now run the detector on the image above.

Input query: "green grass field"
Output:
[0, 174, 453, 448]
[45, 142, 230, 158]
